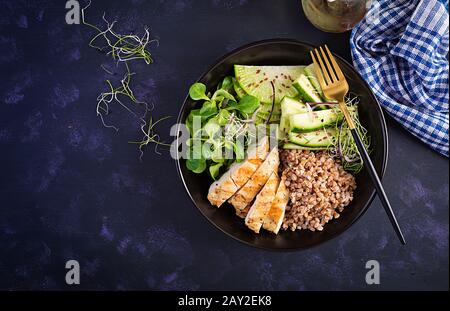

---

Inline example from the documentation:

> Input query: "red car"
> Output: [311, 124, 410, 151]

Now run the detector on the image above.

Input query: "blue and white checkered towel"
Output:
[351, 0, 449, 156]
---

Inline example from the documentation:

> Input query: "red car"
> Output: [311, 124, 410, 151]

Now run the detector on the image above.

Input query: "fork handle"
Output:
[351, 128, 407, 245]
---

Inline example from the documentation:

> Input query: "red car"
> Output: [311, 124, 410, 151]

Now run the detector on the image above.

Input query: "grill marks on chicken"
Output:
[228, 146, 279, 211]
[245, 172, 280, 233]
[207, 137, 269, 207]
[207, 137, 290, 234]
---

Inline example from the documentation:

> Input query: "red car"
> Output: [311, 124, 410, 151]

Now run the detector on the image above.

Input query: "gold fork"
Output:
[311, 45, 406, 245]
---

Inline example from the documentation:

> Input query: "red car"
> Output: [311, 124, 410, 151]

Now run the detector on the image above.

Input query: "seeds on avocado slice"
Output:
[288, 128, 337, 148]
[304, 63, 325, 100]
[289, 109, 344, 133]
[293, 74, 322, 103]
[234, 65, 305, 104]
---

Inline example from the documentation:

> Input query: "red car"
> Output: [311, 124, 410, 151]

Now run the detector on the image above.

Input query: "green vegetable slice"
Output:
[234, 65, 305, 104]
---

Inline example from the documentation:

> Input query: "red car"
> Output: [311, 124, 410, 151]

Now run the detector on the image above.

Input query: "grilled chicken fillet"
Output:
[207, 137, 269, 207]
[228, 145, 279, 211]
[245, 172, 280, 233]
[262, 177, 289, 234]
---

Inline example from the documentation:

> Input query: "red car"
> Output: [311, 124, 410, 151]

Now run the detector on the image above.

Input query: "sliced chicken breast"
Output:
[207, 137, 269, 207]
[207, 169, 239, 207]
[245, 172, 280, 233]
[228, 145, 279, 211]
[262, 177, 289, 234]
[230, 136, 269, 186]
[235, 204, 250, 219]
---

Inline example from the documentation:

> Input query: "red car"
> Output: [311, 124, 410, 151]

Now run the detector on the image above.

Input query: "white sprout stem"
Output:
[83, 2, 169, 159]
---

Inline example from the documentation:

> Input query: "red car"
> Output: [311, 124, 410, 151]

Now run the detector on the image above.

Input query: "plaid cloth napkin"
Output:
[350, 0, 449, 156]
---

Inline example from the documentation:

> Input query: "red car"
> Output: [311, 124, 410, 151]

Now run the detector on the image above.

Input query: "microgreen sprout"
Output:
[82, 1, 157, 65]
[129, 116, 172, 159]
[96, 62, 152, 132]
[329, 93, 371, 174]
[82, 0, 169, 159]
[185, 78, 261, 178]
[266, 82, 276, 124]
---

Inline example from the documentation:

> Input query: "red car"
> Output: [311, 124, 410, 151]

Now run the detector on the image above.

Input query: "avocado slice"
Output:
[304, 64, 325, 101]
[292, 74, 322, 103]
[279, 96, 308, 133]
[289, 109, 343, 133]
[282, 143, 326, 150]
[288, 128, 337, 148]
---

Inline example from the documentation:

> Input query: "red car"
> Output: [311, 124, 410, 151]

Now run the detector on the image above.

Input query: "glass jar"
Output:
[302, 0, 372, 33]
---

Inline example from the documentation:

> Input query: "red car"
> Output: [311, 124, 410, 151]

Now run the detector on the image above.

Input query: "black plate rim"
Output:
[175, 38, 389, 251]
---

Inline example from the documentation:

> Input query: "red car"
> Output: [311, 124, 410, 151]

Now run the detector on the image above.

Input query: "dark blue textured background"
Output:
[0, 0, 448, 290]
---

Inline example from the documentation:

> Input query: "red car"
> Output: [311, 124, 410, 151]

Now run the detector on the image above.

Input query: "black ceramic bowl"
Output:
[176, 39, 388, 251]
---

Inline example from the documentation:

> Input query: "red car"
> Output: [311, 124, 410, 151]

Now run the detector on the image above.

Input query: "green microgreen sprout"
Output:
[329, 93, 371, 174]
[82, 0, 169, 159]
[129, 116, 172, 159]
[96, 62, 152, 132]
[185, 77, 261, 179]
[82, 1, 157, 65]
